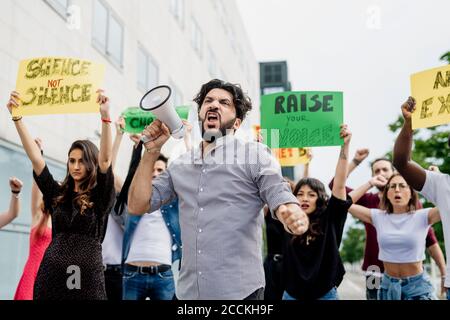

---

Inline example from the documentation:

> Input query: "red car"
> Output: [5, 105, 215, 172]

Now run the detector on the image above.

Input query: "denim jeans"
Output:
[122, 266, 175, 300]
[282, 287, 339, 300]
[379, 273, 435, 300]
[447, 288, 450, 300]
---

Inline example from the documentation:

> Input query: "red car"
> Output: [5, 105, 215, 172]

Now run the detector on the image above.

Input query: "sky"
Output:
[236, 0, 450, 192]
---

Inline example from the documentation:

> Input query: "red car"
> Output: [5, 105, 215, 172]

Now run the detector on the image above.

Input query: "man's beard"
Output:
[201, 117, 236, 143]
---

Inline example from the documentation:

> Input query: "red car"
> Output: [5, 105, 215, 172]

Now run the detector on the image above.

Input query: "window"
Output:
[262, 87, 285, 95]
[44, 0, 69, 19]
[264, 64, 282, 83]
[170, 0, 185, 27]
[137, 45, 159, 92]
[169, 81, 183, 107]
[217, 69, 227, 82]
[207, 46, 217, 77]
[191, 18, 203, 59]
[0, 143, 65, 299]
[92, 0, 124, 68]
[229, 28, 237, 53]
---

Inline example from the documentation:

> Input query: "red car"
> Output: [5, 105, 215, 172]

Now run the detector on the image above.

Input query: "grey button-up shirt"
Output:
[150, 135, 298, 299]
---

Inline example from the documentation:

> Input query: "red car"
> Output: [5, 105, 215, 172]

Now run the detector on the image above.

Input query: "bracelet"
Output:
[145, 147, 161, 154]
[12, 116, 22, 121]
[11, 190, 20, 195]
[352, 158, 362, 166]
[101, 118, 112, 123]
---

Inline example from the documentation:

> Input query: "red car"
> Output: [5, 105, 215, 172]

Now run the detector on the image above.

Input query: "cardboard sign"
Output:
[272, 147, 311, 166]
[252, 124, 311, 166]
[411, 65, 450, 129]
[13, 57, 105, 116]
[260, 91, 343, 148]
[121, 106, 190, 133]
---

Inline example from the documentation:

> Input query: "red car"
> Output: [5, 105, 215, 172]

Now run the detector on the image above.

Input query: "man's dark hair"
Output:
[370, 157, 394, 171]
[157, 154, 169, 166]
[193, 79, 252, 121]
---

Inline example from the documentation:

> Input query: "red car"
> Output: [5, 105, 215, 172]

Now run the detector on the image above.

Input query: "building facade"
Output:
[0, 0, 259, 299]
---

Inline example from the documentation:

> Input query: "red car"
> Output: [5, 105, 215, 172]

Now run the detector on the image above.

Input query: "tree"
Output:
[340, 226, 365, 263]
[440, 52, 450, 64]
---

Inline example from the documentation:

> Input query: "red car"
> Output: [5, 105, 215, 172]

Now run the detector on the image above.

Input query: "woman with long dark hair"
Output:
[282, 125, 353, 300]
[6, 90, 115, 300]
[348, 173, 440, 300]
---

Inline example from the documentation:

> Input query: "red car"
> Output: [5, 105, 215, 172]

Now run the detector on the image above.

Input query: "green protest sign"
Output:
[260, 91, 343, 148]
[121, 106, 190, 133]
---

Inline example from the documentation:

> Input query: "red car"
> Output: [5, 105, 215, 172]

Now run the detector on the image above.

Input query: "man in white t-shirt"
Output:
[122, 153, 181, 300]
[393, 96, 449, 300]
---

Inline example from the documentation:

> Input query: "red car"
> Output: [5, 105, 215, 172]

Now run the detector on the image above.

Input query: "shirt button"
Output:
[169, 205, 173, 208]
[198, 250, 201, 254]
[202, 169, 206, 173]
[198, 271, 202, 275]
[200, 188, 203, 192]
[198, 229, 202, 233]
[167, 223, 170, 226]
[200, 208, 204, 211]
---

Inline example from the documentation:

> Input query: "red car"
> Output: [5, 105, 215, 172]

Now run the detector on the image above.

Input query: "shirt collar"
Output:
[192, 134, 236, 161]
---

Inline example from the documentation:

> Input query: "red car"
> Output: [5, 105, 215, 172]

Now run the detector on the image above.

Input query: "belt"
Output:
[125, 264, 171, 275]
[103, 264, 122, 273]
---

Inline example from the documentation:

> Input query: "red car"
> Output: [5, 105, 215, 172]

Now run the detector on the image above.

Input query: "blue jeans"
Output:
[447, 288, 450, 300]
[282, 287, 339, 300]
[379, 273, 435, 300]
[122, 266, 175, 300]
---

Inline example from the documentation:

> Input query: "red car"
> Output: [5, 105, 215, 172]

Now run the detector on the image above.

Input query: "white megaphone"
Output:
[139, 85, 185, 143]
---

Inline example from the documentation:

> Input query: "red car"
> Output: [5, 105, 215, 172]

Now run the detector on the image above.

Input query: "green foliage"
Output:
[340, 226, 365, 263]
[440, 51, 450, 64]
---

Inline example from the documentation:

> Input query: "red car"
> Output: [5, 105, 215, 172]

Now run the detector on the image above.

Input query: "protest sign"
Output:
[13, 57, 105, 116]
[260, 91, 343, 148]
[411, 65, 450, 129]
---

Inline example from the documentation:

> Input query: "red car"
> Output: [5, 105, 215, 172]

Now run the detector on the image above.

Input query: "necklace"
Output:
[306, 235, 313, 246]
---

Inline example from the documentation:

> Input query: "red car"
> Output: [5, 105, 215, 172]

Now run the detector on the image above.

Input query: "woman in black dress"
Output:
[6, 90, 115, 300]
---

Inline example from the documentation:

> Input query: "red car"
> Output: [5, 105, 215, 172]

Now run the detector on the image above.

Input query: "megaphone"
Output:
[139, 85, 185, 143]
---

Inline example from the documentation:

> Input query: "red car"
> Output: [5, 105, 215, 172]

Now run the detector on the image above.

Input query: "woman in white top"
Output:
[348, 173, 441, 300]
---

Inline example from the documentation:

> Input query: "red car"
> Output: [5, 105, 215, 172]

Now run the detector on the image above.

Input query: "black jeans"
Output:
[263, 255, 284, 300]
[244, 287, 265, 300]
[104, 265, 123, 301]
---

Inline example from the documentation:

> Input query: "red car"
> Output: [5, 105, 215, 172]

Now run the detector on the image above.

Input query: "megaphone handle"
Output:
[140, 135, 155, 144]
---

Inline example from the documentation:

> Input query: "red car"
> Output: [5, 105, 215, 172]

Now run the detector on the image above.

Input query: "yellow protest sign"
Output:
[13, 57, 105, 116]
[272, 148, 311, 166]
[252, 124, 311, 166]
[411, 65, 450, 129]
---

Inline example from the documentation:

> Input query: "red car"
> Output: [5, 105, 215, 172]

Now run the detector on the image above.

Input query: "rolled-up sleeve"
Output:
[150, 168, 177, 212]
[248, 143, 299, 216]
